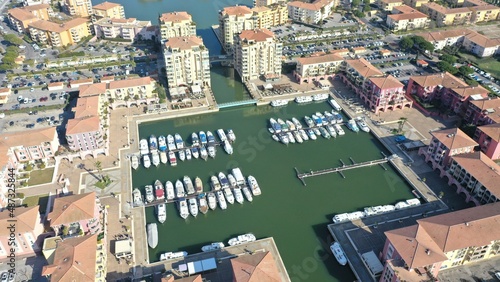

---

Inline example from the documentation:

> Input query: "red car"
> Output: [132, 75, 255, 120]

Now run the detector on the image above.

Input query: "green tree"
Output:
[62, 225, 69, 236]
[353, 10, 365, 18]
[436, 61, 458, 74]
[3, 34, 24, 46]
[94, 160, 103, 180]
[363, 4, 371, 12]
[439, 54, 457, 64]
[399, 36, 414, 50]
[398, 117, 408, 133]
[458, 65, 473, 77]
[351, 0, 360, 7]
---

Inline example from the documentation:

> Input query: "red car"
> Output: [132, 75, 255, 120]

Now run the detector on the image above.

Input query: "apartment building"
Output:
[219, 6, 256, 53]
[0, 88, 10, 104]
[64, 0, 92, 17]
[379, 0, 403, 11]
[42, 234, 107, 282]
[287, 0, 335, 24]
[380, 202, 500, 282]
[158, 11, 196, 43]
[251, 3, 288, 29]
[294, 53, 344, 84]
[28, 17, 90, 47]
[163, 36, 211, 89]
[7, 4, 52, 33]
[23, 0, 50, 6]
[254, 0, 287, 6]
[404, 0, 429, 8]
[92, 1, 125, 20]
[421, 3, 472, 26]
[66, 95, 105, 153]
[94, 17, 153, 42]
[469, 4, 500, 23]
[386, 5, 430, 31]
[234, 29, 282, 82]
[474, 123, 500, 160]
[0, 206, 44, 259]
[464, 98, 500, 125]
[462, 29, 500, 57]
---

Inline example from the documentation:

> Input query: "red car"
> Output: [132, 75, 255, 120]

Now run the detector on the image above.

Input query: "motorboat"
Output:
[199, 131, 207, 145]
[167, 135, 176, 151]
[347, 211, 366, 221]
[324, 111, 335, 124]
[227, 174, 237, 187]
[347, 119, 359, 132]
[191, 147, 199, 159]
[223, 140, 233, 155]
[160, 151, 168, 164]
[228, 233, 256, 246]
[287, 132, 295, 143]
[151, 151, 160, 167]
[227, 129, 236, 142]
[286, 120, 296, 131]
[293, 131, 303, 143]
[132, 188, 143, 206]
[131, 155, 139, 170]
[158, 135, 167, 152]
[269, 118, 282, 134]
[326, 125, 337, 138]
[160, 251, 188, 261]
[207, 146, 216, 158]
[178, 149, 185, 161]
[168, 151, 177, 166]
[147, 223, 158, 248]
[330, 242, 347, 266]
[304, 116, 314, 127]
[312, 127, 321, 136]
[216, 191, 227, 210]
[178, 199, 189, 219]
[242, 187, 253, 202]
[143, 154, 151, 168]
[154, 180, 165, 200]
[199, 196, 208, 214]
[144, 185, 154, 203]
[271, 135, 280, 142]
[200, 146, 208, 160]
[356, 117, 370, 133]
[206, 131, 215, 144]
[211, 175, 221, 191]
[364, 206, 383, 216]
[234, 188, 244, 204]
[217, 129, 227, 142]
[201, 242, 225, 252]
[332, 111, 343, 123]
[270, 99, 288, 107]
[185, 148, 192, 160]
[175, 180, 186, 198]
[174, 133, 184, 149]
[218, 172, 229, 189]
[195, 177, 203, 193]
[247, 176, 261, 196]
[165, 181, 175, 201]
[332, 213, 349, 223]
[188, 198, 198, 217]
[406, 198, 421, 206]
[295, 96, 313, 103]
[156, 203, 166, 224]
[334, 124, 345, 136]
[319, 127, 331, 139]
[329, 98, 342, 111]
[149, 135, 158, 153]
[380, 205, 396, 213]
[312, 114, 323, 126]
[316, 112, 328, 125]
[183, 176, 195, 195]
[279, 133, 289, 145]
[191, 132, 200, 146]
[299, 129, 309, 141]
[395, 201, 410, 210]
[292, 117, 303, 129]
[207, 192, 217, 210]
[313, 93, 329, 101]
[307, 129, 317, 140]
[231, 168, 245, 185]
[139, 139, 149, 155]
[277, 118, 288, 132]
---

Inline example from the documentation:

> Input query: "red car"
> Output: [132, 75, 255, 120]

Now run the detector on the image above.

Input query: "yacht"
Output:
[312, 127, 321, 136]
[272, 135, 280, 142]
[206, 131, 215, 144]
[242, 187, 253, 202]
[147, 223, 158, 248]
[364, 206, 382, 216]
[329, 98, 342, 111]
[347, 211, 366, 221]
[139, 139, 149, 155]
[326, 125, 337, 138]
[165, 181, 175, 201]
[199, 196, 208, 214]
[167, 134, 176, 151]
[145, 185, 154, 203]
[216, 190, 227, 210]
[199, 131, 207, 146]
[185, 148, 192, 160]
[380, 205, 396, 213]
[332, 111, 343, 123]
[330, 242, 347, 266]
[201, 242, 225, 252]
[316, 112, 328, 125]
[299, 129, 309, 141]
[191, 147, 199, 159]
[247, 176, 261, 196]
[324, 111, 335, 124]
[228, 233, 256, 246]
[295, 96, 313, 104]
[356, 117, 370, 133]
[293, 131, 303, 143]
[168, 151, 177, 166]
[207, 145, 216, 158]
[191, 132, 200, 147]
[227, 174, 237, 188]
[286, 120, 296, 131]
[200, 146, 208, 160]
[292, 117, 303, 129]
[287, 132, 295, 143]
[217, 129, 227, 142]
[307, 129, 317, 140]
[277, 118, 288, 132]
[227, 129, 236, 142]
[188, 198, 198, 217]
[149, 135, 158, 153]
[269, 118, 282, 134]
[132, 188, 143, 206]
[178, 149, 185, 161]
[319, 127, 331, 139]
[313, 93, 329, 101]
[174, 133, 184, 150]
[232, 168, 245, 185]
[156, 203, 166, 224]
[312, 114, 323, 126]
[175, 180, 186, 198]
[154, 180, 165, 200]
[151, 151, 160, 167]
[304, 116, 314, 127]
[160, 151, 168, 164]
[332, 213, 349, 223]
[207, 192, 217, 210]
[160, 251, 188, 261]
[270, 99, 288, 107]
[178, 199, 189, 219]
[131, 155, 139, 170]
[143, 154, 151, 169]
[334, 124, 345, 136]
[395, 201, 410, 210]
[183, 176, 195, 195]
[223, 188, 234, 204]
[158, 135, 167, 152]
[279, 133, 289, 145]
[218, 172, 229, 189]
[211, 176, 221, 191]
[406, 198, 421, 207]
[223, 140, 233, 155]
[195, 177, 203, 193]
[347, 119, 360, 132]
[234, 188, 244, 204]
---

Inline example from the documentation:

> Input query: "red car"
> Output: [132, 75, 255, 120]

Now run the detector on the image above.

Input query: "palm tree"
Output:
[398, 117, 408, 133]
[94, 161, 103, 181]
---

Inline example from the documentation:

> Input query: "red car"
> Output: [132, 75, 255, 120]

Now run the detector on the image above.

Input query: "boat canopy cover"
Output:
[185, 258, 217, 275]
[361, 251, 384, 275]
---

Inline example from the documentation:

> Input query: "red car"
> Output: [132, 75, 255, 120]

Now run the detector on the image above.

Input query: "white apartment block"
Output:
[219, 5, 256, 53]
[234, 29, 282, 82]
[94, 17, 154, 42]
[158, 11, 196, 43]
[287, 0, 335, 24]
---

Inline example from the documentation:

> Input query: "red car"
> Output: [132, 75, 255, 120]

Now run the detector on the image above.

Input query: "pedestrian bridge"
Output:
[209, 55, 233, 64]
[217, 99, 257, 109]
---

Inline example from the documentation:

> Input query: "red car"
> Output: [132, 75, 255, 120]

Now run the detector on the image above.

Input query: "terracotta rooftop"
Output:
[470, 97, 500, 118]
[73, 95, 99, 119]
[48, 82, 64, 88]
[423, 2, 472, 14]
[450, 85, 488, 99]
[464, 31, 500, 48]
[389, 6, 428, 20]
[381, 0, 403, 3]
[231, 251, 281, 282]
[48, 192, 97, 226]
[385, 259, 430, 282]
[417, 28, 474, 42]
[159, 11, 192, 23]
[344, 58, 383, 78]
[165, 36, 205, 50]
[108, 77, 152, 89]
[78, 82, 107, 97]
[239, 28, 275, 42]
[431, 127, 478, 150]
[66, 116, 101, 135]
[477, 123, 500, 142]
[92, 1, 121, 10]
[163, 274, 203, 282]
[0, 206, 39, 236]
[221, 5, 253, 16]
[464, 0, 488, 5]
[296, 53, 343, 65]
[288, 0, 333, 11]
[369, 75, 404, 90]
[470, 4, 500, 12]
[451, 152, 500, 195]
[410, 72, 468, 88]
[41, 234, 98, 281]
[8, 4, 50, 21]
[70, 78, 93, 86]
[0, 88, 11, 93]
[29, 17, 89, 33]
[0, 127, 56, 149]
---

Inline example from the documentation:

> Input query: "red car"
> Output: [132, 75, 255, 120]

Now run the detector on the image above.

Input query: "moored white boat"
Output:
[270, 99, 288, 107]
[217, 129, 227, 142]
[131, 155, 139, 170]
[156, 203, 166, 223]
[227, 129, 236, 142]
[199, 131, 207, 145]
[167, 134, 176, 151]
[304, 116, 314, 127]
[218, 172, 229, 189]
[295, 96, 313, 103]
[228, 233, 256, 246]
[223, 188, 235, 204]
[324, 111, 335, 124]
[175, 180, 186, 198]
[334, 124, 345, 136]
[133, 188, 143, 206]
[201, 242, 225, 252]
[292, 117, 303, 129]
[211, 175, 221, 191]
[207, 192, 217, 210]
[313, 93, 329, 101]
[151, 151, 160, 167]
[169, 151, 177, 166]
[145, 185, 154, 203]
[160, 151, 168, 164]
[326, 125, 337, 138]
[149, 135, 158, 153]
[206, 131, 215, 144]
[242, 187, 253, 202]
[154, 180, 165, 200]
[227, 174, 237, 187]
[319, 127, 331, 139]
[188, 198, 198, 217]
[272, 135, 280, 142]
[185, 148, 192, 160]
[174, 133, 184, 149]
[178, 149, 185, 161]
[277, 118, 288, 132]
[279, 133, 289, 145]
[207, 146, 216, 158]
[191, 147, 199, 159]
[183, 176, 195, 195]
[332, 111, 343, 123]
[178, 199, 189, 219]
[200, 146, 208, 160]
[160, 251, 188, 261]
[247, 175, 261, 196]
[293, 130, 303, 143]
[191, 132, 200, 146]
[165, 181, 175, 201]
[143, 154, 151, 168]
[347, 119, 359, 132]
[139, 139, 149, 155]
[232, 168, 245, 185]
[199, 196, 208, 214]
[270, 118, 282, 134]
[356, 117, 370, 133]
[307, 129, 317, 140]
[147, 223, 158, 248]
[286, 120, 296, 131]
[234, 188, 244, 204]
[223, 140, 233, 155]
[332, 213, 349, 223]
[299, 129, 309, 141]
[195, 177, 203, 193]
[158, 135, 167, 152]
[330, 242, 347, 266]
[329, 98, 342, 111]
[287, 132, 295, 143]
[347, 211, 365, 221]
[216, 191, 227, 210]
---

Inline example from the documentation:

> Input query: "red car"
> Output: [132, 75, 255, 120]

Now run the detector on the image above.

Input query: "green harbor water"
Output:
[133, 102, 414, 282]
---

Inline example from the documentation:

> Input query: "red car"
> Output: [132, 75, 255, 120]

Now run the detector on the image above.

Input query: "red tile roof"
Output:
[431, 127, 478, 150]
[0, 206, 39, 236]
[239, 28, 275, 42]
[231, 251, 281, 282]
[48, 192, 97, 226]
[451, 151, 500, 196]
